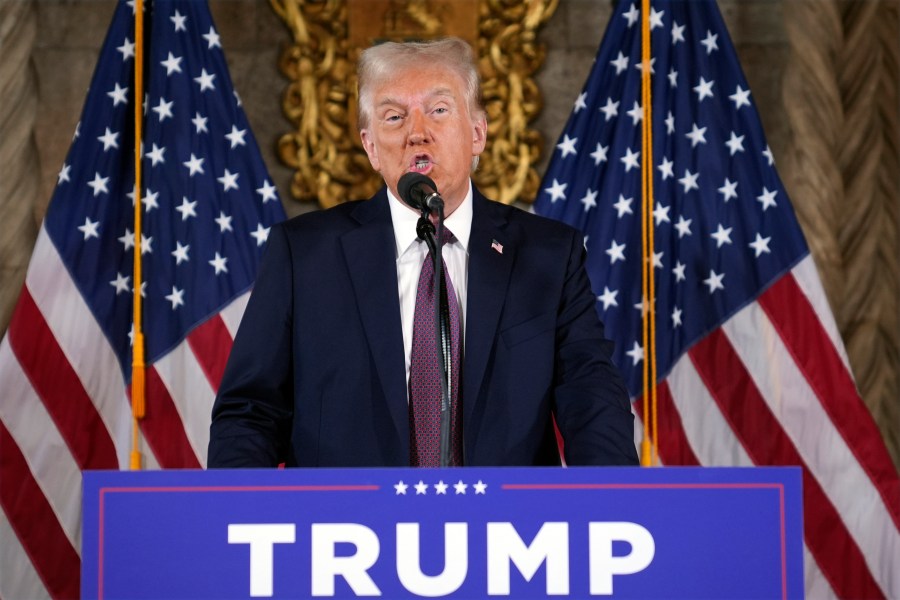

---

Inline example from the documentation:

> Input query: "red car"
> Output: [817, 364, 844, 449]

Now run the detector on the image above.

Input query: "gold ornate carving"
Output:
[271, 0, 557, 208]
[271, 0, 379, 208]
[477, 0, 558, 204]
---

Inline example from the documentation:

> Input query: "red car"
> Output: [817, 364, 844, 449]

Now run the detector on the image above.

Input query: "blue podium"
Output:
[82, 467, 802, 598]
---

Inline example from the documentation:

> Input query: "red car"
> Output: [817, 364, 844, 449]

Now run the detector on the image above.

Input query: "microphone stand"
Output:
[415, 211, 453, 468]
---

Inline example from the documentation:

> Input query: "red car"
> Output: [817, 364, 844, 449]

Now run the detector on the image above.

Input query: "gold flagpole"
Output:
[130, 0, 146, 471]
[639, 0, 658, 466]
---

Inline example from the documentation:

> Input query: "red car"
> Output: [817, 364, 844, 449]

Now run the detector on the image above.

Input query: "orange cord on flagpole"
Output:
[639, 0, 658, 466]
[130, 0, 146, 471]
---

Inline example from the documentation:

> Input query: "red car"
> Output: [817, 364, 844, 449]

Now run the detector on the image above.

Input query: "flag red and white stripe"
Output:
[0, 228, 248, 599]
[633, 256, 899, 598]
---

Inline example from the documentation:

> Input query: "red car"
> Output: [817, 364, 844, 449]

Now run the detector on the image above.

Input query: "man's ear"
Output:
[360, 129, 381, 172]
[471, 114, 487, 156]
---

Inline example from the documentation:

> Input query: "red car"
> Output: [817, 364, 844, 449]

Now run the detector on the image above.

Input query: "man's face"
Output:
[359, 63, 487, 216]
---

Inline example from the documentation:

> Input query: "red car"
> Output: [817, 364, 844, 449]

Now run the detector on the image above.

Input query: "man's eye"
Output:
[433, 107, 448, 114]
[386, 114, 402, 122]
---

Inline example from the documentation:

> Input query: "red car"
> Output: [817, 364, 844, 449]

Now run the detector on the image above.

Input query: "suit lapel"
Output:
[340, 190, 409, 445]
[464, 191, 514, 426]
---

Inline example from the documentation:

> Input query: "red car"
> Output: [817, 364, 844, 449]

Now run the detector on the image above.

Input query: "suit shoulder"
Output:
[488, 200, 581, 242]
[278, 199, 366, 238]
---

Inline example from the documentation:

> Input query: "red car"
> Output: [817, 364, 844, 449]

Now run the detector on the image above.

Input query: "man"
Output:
[208, 38, 638, 468]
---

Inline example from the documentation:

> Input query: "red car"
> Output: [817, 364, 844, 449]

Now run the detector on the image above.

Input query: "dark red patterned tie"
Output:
[409, 228, 463, 466]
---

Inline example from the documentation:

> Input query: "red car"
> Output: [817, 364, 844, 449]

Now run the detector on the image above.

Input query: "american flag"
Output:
[535, 1, 899, 598]
[0, 1, 285, 597]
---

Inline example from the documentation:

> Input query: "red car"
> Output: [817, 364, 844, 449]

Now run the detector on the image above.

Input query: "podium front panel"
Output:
[82, 466, 802, 598]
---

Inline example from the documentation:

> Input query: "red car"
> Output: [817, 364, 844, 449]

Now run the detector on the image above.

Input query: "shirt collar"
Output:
[387, 180, 473, 257]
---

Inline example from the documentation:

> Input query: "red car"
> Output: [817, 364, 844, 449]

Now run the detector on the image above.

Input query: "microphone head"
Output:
[397, 172, 437, 211]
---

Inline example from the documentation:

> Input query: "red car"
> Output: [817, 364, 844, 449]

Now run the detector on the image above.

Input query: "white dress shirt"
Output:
[388, 182, 472, 384]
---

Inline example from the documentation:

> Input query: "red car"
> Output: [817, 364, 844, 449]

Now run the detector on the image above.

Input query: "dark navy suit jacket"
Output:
[208, 187, 638, 467]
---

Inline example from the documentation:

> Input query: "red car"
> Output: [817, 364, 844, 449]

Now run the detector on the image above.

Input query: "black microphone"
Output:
[398, 172, 444, 214]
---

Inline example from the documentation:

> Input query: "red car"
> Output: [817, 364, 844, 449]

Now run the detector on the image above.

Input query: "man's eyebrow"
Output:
[375, 97, 402, 110]
[426, 88, 456, 99]
[375, 88, 457, 110]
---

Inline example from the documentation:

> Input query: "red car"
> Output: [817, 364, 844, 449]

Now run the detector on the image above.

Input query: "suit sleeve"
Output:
[208, 224, 294, 468]
[552, 228, 639, 466]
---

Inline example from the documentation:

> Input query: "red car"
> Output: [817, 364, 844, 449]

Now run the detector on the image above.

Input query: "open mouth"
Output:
[409, 155, 433, 173]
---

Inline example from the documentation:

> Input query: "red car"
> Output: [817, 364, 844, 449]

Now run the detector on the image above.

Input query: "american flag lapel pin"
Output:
[491, 239, 504, 254]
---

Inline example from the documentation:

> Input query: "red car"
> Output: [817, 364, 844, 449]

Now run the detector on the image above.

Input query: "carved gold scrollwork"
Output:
[270, 0, 557, 208]
[271, 0, 381, 208]
[477, 0, 558, 204]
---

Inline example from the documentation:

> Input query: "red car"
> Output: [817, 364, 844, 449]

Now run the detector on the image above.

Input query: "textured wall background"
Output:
[2, 0, 897, 469]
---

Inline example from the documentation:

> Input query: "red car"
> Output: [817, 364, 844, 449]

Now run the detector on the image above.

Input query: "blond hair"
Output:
[357, 37, 484, 130]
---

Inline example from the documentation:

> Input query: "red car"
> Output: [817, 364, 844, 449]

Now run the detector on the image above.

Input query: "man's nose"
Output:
[407, 111, 429, 144]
